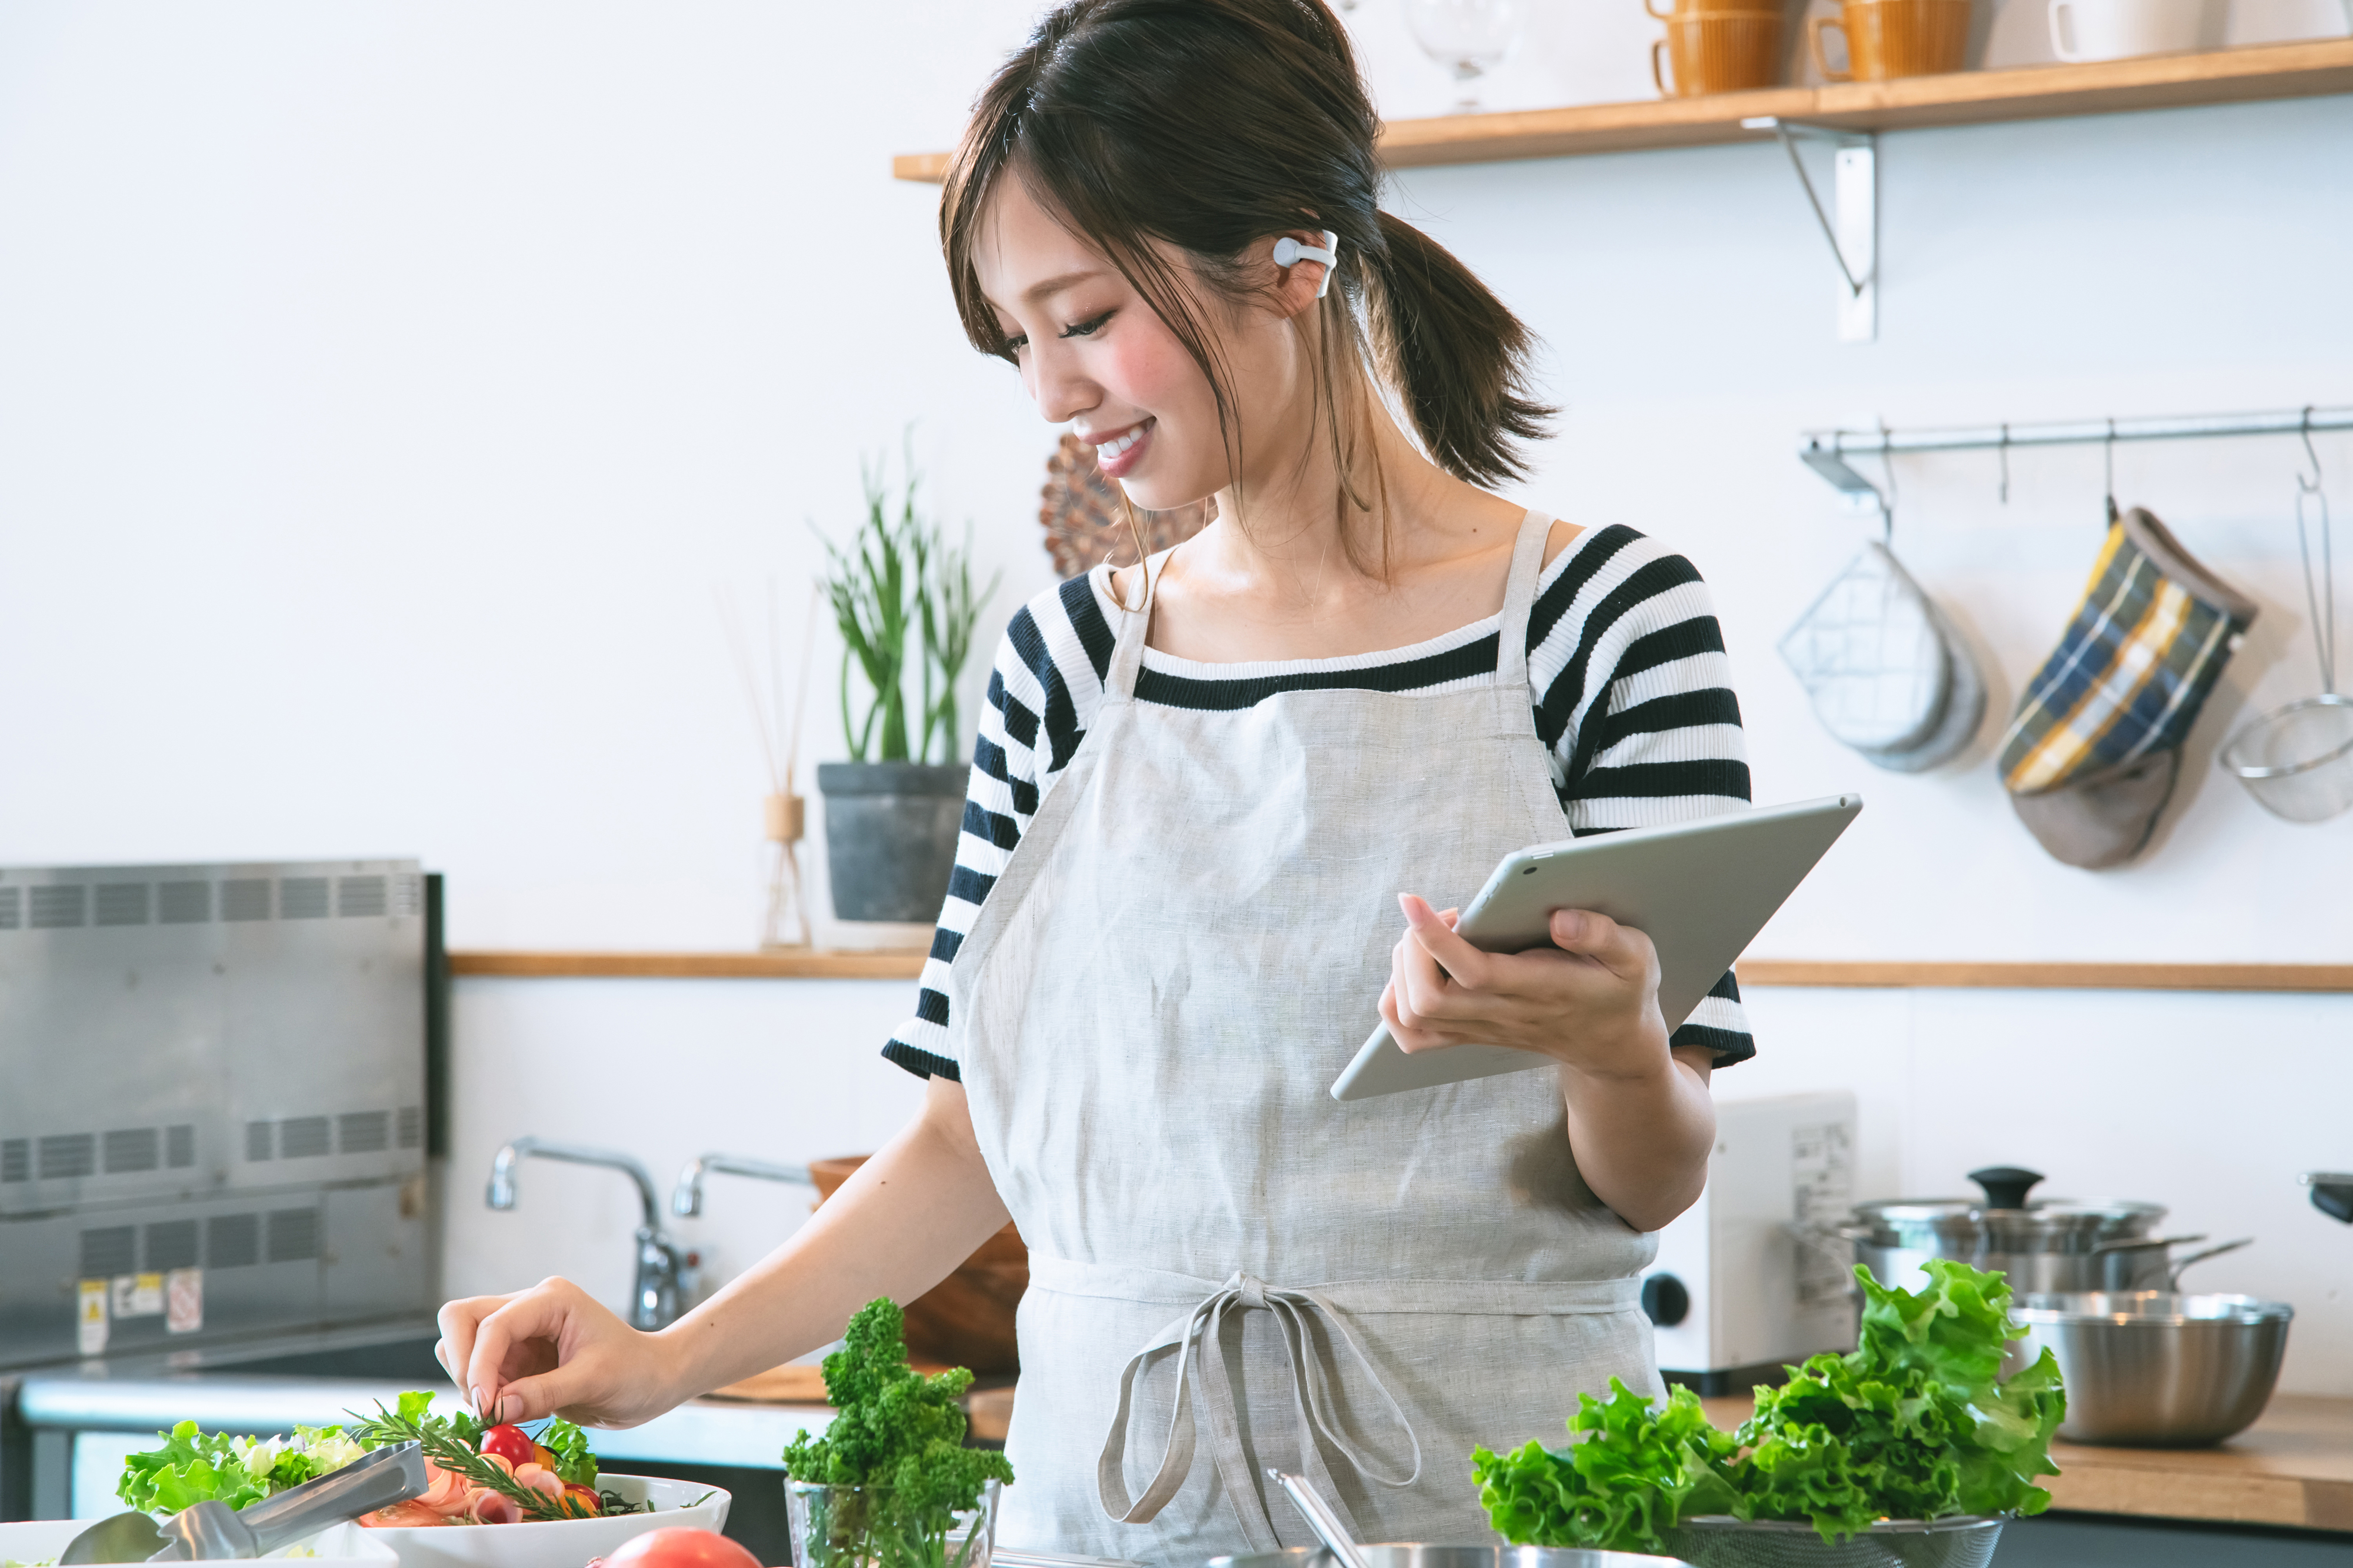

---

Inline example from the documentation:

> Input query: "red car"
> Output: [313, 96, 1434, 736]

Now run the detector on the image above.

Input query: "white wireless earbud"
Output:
[1271, 229, 1341, 298]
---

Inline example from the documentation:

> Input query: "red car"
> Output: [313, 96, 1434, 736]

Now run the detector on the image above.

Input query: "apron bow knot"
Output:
[1095, 1272, 1422, 1552]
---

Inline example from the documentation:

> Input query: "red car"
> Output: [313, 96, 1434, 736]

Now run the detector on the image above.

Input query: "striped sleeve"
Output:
[1527, 525, 1758, 1066]
[880, 573, 1114, 1081]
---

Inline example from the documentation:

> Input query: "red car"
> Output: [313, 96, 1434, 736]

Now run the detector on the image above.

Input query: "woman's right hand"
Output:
[435, 1276, 683, 1429]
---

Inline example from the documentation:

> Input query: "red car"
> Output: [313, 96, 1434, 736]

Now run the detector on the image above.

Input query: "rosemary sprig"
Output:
[344, 1400, 575, 1522]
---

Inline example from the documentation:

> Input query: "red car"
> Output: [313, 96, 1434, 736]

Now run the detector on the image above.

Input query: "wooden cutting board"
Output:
[705, 1359, 957, 1404]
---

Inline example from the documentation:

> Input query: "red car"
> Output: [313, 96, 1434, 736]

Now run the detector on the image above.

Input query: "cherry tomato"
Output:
[605, 1527, 761, 1568]
[531, 1443, 559, 1470]
[562, 1483, 603, 1519]
[477, 1423, 536, 1467]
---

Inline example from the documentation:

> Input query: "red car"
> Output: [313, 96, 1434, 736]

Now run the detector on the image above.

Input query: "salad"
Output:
[115, 1392, 649, 1527]
[1472, 1259, 2068, 1554]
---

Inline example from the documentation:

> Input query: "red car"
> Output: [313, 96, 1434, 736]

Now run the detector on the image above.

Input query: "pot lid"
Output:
[1852, 1166, 2166, 1235]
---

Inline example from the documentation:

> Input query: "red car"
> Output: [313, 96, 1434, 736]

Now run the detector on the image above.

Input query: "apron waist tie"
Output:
[1095, 1270, 1421, 1553]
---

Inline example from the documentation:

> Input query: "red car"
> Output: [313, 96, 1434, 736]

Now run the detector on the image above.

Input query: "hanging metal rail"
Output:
[1801, 405, 2353, 505]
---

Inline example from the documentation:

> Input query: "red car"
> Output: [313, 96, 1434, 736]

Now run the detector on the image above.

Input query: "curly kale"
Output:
[782, 1299, 1014, 1568]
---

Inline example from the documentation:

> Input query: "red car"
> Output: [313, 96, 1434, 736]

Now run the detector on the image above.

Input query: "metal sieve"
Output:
[1662, 1516, 2005, 1568]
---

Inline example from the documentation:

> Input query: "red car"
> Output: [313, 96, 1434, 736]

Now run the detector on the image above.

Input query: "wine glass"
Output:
[1402, 0, 1519, 111]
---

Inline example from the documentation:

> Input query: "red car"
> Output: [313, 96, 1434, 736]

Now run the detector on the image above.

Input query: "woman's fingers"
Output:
[1548, 906, 1660, 986]
[463, 1282, 585, 1422]
[1398, 894, 1498, 990]
[435, 1293, 516, 1404]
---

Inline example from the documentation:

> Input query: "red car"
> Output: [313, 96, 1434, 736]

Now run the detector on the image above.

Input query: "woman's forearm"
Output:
[1561, 1045, 1717, 1234]
[652, 1077, 1012, 1401]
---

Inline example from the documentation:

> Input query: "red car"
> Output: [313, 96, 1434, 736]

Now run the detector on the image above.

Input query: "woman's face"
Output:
[974, 178, 1299, 513]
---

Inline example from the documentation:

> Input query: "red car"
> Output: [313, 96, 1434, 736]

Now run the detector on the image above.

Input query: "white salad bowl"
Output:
[356, 1474, 731, 1568]
[0, 1519, 396, 1568]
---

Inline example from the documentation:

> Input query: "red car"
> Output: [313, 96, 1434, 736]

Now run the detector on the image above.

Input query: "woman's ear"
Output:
[1265, 229, 1338, 318]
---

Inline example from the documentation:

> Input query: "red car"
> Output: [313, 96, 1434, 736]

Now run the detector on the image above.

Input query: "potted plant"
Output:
[816, 449, 998, 924]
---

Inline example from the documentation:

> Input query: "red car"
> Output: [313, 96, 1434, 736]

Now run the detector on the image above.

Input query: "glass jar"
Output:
[784, 1479, 1001, 1568]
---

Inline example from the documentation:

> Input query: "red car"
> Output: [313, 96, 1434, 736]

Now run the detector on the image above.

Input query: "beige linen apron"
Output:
[952, 512, 1661, 1566]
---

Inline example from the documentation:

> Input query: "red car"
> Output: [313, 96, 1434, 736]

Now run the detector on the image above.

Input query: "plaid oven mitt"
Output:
[1997, 506, 2258, 868]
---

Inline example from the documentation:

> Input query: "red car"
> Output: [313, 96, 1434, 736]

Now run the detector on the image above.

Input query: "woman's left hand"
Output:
[1379, 892, 1671, 1079]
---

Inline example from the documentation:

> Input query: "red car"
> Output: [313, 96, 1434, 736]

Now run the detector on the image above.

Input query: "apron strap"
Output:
[1494, 509, 1554, 692]
[1102, 553, 1162, 706]
[1095, 1272, 1423, 1549]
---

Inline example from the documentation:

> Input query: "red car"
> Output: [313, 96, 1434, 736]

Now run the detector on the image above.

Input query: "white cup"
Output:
[2048, 0, 2216, 59]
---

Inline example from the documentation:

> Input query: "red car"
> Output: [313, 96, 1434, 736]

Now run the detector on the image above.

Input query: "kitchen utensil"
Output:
[62, 1442, 426, 1563]
[1835, 1166, 2179, 1295]
[1665, 1514, 2003, 1568]
[2219, 430, 2353, 821]
[1268, 1471, 1369, 1568]
[1404, 0, 1522, 110]
[2047, 0, 2214, 60]
[1811, 0, 1971, 80]
[3, 1523, 391, 1568]
[1204, 1547, 1694, 1568]
[2012, 1292, 2293, 1444]
[361, 1476, 729, 1568]
[1646, 0, 1784, 96]
[2092, 1234, 2257, 1289]
[2304, 1170, 2353, 1223]
[1780, 544, 1978, 764]
[1853, 598, 1987, 773]
[811, 1155, 1026, 1372]
[1645, 1094, 1859, 1394]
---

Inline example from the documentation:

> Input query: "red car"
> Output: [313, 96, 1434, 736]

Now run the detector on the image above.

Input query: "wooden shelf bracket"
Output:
[1745, 116, 1878, 343]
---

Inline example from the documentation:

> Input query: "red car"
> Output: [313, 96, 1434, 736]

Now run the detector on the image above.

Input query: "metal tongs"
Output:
[61, 1441, 429, 1563]
[1267, 1468, 1369, 1568]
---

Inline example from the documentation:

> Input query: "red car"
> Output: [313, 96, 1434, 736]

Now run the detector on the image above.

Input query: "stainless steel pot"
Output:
[1832, 1166, 2248, 1294]
[1205, 1546, 1692, 1568]
[2010, 1291, 2294, 1446]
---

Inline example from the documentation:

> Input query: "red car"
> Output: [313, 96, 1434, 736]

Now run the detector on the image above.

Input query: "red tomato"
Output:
[476, 1424, 536, 1467]
[605, 1527, 763, 1568]
[562, 1483, 603, 1518]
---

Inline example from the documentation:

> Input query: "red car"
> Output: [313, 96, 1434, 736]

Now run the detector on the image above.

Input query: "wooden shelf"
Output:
[1736, 960, 2353, 992]
[447, 952, 2353, 990]
[890, 39, 2353, 181]
[449, 949, 927, 980]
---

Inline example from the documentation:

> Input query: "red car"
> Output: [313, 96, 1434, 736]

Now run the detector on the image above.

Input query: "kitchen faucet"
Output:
[672, 1153, 814, 1218]
[486, 1136, 684, 1330]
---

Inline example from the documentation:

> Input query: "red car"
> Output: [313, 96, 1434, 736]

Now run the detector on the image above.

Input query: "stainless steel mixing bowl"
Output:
[1206, 1545, 1693, 1568]
[2012, 1291, 2294, 1446]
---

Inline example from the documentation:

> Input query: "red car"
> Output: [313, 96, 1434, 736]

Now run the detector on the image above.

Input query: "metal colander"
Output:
[1662, 1516, 2005, 1568]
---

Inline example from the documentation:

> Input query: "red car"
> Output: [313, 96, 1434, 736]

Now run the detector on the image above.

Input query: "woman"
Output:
[436, 1, 1755, 1560]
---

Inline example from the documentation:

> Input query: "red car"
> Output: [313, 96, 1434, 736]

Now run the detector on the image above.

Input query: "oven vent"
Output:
[94, 884, 149, 926]
[279, 878, 330, 919]
[31, 886, 86, 929]
[1, 1139, 26, 1182]
[79, 1225, 136, 1279]
[396, 1106, 423, 1149]
[266, 1207, 319, 1263]
[279, 1116, 331, 1159]
[0, 888, 18, 929]
[158, 880, 211, 923]
[39, 1133, 95, 1179]
[104, 1127, 159, 1173]
[337, 876, 387, 918]
[391, 875, 422, 917]
[207, 1213, 259, 1269]
[338, 1110, 389, 1154]
[144, 1219, 199, 1272]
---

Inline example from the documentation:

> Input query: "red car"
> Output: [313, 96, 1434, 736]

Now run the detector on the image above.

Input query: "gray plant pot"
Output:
[817, 761, 968, 923]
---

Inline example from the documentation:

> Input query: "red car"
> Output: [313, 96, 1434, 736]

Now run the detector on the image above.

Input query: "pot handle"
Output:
[1968, 1166, 2045, 1210]
[2168, 1237, 2254, 1289]
[2091, 1232, 2208, 1255]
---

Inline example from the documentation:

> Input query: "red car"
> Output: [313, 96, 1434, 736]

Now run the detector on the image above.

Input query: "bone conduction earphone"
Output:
[1271, 230, 1340, 298]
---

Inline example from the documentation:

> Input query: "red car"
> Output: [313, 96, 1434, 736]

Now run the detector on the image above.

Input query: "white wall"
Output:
[3, 5, 2350, 1392]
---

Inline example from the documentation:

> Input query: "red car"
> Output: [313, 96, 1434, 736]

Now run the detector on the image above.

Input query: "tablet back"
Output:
[1329, 795, 1862, 1101]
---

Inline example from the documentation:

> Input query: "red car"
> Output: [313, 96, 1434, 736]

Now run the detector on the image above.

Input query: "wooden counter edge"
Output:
[449, 949, 927, 980]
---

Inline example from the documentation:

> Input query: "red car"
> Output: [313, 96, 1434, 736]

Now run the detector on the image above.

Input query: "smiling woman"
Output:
[432, 4, 1755, 1563]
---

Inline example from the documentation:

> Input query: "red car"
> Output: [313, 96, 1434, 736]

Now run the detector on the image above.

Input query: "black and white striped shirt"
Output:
[882, 523, 1757, 1081]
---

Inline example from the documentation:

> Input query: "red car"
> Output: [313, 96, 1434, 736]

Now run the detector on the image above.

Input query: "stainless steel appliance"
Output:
[1639, 1092, 1859, 1393]
[0, 860, 435, 1370]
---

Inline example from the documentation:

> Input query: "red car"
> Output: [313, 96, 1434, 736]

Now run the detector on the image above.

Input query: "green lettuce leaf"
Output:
[537, 1417, 599, 1487]
[1472, 1380, 1738, 1554]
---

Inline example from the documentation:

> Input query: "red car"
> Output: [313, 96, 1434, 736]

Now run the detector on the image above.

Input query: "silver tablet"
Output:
[1328, 794, 1863, 1102]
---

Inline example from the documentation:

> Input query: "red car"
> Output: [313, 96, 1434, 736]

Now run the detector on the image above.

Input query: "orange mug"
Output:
[1810, 0, 1971, 79]
[1650, 9, 1786, 95]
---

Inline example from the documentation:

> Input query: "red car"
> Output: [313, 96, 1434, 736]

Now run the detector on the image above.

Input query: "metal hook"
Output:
[1997, 423, 2011, 506]
[2104, 419, 2119, 525]
[2299, 405, 2325, 495]
[2294, 406, 2337, 694]
[1875, 416, 1897, 544]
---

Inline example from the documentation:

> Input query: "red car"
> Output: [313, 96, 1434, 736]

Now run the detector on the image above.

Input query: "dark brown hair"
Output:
[940, 0, 1552, 568]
